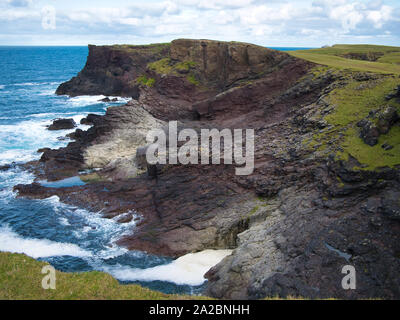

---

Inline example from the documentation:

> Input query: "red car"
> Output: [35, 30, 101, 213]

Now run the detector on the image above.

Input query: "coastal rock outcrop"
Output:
[56, 43, 170, 97]
[358, 106, 399, 146]
[47, 118, 76, 130]
[15, 39, 400, 300]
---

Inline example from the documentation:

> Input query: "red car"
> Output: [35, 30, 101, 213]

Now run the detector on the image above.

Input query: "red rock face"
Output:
[30, 39, 319, 259]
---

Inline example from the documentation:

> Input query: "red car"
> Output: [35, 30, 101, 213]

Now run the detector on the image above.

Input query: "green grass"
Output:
[290, 44, 400, 74]
[290, 52, 400, 75]
[187, 74, 200, 85]
[0, 252, 302, 300]
[305, 72, 400, 170]
[110, 43, 171, 54]
[325, 77, 400, 125]
[136, 75, 155, 87]
[377, 52, 400, 65]
[293, 44, 400, 58]
[338, 126, 400, 170]
[148, 58, 174, 74]
[0, 252, 211, 300]
[148, 58, 197, 83]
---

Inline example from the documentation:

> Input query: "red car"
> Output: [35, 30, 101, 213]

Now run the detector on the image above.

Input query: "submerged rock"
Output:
[0, 163, 14, 171]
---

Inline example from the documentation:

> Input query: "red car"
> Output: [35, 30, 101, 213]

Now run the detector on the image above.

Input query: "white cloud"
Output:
[366, 5, 392, 28]
[240, 4, 294, 25]
[0, 0, 399, 46]
[329, 3, 364, 31]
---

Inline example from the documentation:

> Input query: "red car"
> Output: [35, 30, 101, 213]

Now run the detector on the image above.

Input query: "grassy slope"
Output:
[295, 45, 400, 170]
[0, 252, 209, 300]
[290, 44, 400, 74]
[327, 77, 400, 169]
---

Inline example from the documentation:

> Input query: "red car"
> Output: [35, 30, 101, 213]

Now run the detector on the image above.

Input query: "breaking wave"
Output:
[0, 225, 91, 258]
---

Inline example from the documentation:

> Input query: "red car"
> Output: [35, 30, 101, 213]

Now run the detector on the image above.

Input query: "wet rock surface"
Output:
[15, 39, 400, 299]
[47, 118, 77, 131]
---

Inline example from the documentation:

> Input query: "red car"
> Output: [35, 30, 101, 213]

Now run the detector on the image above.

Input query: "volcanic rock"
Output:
[47, 118, 77, 131]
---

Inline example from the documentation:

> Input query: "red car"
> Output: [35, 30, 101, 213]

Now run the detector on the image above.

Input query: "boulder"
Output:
[377, 106, 399, 134]
[358, 106, 399, 146]
[80, 114, 102, 126]
[47, 118, 76, 130]
[37, 148, 51, 154]
[0, 164, 13, 171]
[385, 85, 400, 101]
[382, 143, 394, 151]
[66, 129, 85, 140]
[358, 120, 380, 146]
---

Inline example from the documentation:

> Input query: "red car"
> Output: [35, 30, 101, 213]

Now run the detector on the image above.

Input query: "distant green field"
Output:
[290, 44, 400, 74]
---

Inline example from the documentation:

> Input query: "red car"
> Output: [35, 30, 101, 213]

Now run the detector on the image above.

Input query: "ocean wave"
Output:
[65, 95, 110, 107]
[102, 249, 233, 286]
[0, 119, 64, 165]
[0, 224, 91, 258]
[13, 82, 59, 87]
[0, 115, 92, 165]
[46, 196, 137, 259]
[0, 168, 34, 188]
[0, 85, 5, 90]
[38, 89, 56, 96]
[61, 95, 130, 108]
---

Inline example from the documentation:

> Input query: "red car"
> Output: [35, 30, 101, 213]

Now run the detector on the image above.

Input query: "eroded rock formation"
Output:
[14, 39, 400, 299]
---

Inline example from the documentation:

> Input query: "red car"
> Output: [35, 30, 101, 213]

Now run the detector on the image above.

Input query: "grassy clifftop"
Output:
[295, 45, 400, 171]
[290, 44, 400, 74]
[0, 252, 207, 300]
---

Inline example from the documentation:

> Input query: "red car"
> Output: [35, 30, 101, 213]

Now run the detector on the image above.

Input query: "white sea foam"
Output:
[58, 217, 71, 226]
[104, 249, 233, 286]
[14, 82, 41, 87]
[0, 115, 92, 165]
[0, 119, 61, 165]
[13, 82, 59, 87]
[38, 89, 56, 96]
[0, 168, 34, 188]
[0, 225, 90, 258]
[46, 196, 137, 260]
[66, 95, 109, 107]
[0, 85, 5, 90]
[62, 95, 130, 107]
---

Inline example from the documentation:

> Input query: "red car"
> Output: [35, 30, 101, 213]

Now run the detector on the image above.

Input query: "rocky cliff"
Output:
[56, 43, 170, 97]
[16, 39, 400, 299]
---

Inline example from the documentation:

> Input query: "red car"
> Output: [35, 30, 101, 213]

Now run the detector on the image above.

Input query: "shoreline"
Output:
[7, 40, 400, 299]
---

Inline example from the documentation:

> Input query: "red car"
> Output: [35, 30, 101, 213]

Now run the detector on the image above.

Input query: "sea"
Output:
[0, 46, 311, 295]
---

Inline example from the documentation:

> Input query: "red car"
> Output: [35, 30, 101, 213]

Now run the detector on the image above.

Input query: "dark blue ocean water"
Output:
[0, 46, 305, 295]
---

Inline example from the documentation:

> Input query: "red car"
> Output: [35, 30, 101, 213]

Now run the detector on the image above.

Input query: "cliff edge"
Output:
[16, 40, 400, 300]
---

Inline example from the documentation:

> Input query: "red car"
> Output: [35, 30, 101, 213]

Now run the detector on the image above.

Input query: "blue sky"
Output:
[0, 0, 399, 46]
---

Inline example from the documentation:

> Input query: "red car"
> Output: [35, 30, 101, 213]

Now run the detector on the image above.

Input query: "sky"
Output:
[0, 0, 399, 46]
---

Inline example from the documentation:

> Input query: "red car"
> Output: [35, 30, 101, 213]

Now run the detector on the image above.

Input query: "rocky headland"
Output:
[14, 39, 400, 299]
